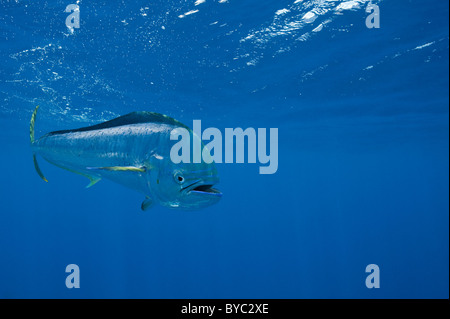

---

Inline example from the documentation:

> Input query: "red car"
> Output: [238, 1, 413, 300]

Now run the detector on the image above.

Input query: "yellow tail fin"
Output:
[33, 154, 48, 183]
[30, 106, 48, 183]
[30, 105, 39, 144]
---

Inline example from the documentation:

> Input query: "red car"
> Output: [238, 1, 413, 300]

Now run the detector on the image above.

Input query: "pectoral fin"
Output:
[87, 166, 147, 172]
[141, 197, 154, 211]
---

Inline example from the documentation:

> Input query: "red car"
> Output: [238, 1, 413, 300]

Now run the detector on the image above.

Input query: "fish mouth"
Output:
[191, 184, 222, 196]
[183, 180, 222, 197]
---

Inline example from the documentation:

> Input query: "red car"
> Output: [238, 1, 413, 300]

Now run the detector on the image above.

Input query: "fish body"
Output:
[30, 106, 221, 210]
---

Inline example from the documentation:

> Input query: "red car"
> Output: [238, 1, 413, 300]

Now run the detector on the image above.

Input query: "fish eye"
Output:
[174, 172, 185, 184]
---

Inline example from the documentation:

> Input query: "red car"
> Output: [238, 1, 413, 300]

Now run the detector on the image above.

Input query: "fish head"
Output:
[150, 137, 222, 210]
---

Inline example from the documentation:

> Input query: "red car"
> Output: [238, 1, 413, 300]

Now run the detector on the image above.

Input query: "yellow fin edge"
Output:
[87, 166, 147, 172]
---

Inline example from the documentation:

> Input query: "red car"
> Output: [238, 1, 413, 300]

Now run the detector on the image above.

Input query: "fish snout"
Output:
[183, 176, 222, 198]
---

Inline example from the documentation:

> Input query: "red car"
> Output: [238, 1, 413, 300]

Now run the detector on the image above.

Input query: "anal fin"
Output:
[46, 159, 101, 188]
[86, 176, 102, 189]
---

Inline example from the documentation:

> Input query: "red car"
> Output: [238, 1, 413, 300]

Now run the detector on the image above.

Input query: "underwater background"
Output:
[0, 0, 448, 298]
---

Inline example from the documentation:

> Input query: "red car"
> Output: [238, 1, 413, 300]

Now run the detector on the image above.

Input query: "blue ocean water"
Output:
[0, 0, 448, 298]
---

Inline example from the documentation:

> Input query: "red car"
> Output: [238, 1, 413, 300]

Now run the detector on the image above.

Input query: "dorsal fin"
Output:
[47, 112, 190, 136]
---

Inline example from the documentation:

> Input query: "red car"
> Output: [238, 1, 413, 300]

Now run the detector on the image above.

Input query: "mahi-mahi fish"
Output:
[29, 106, 222, 210]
